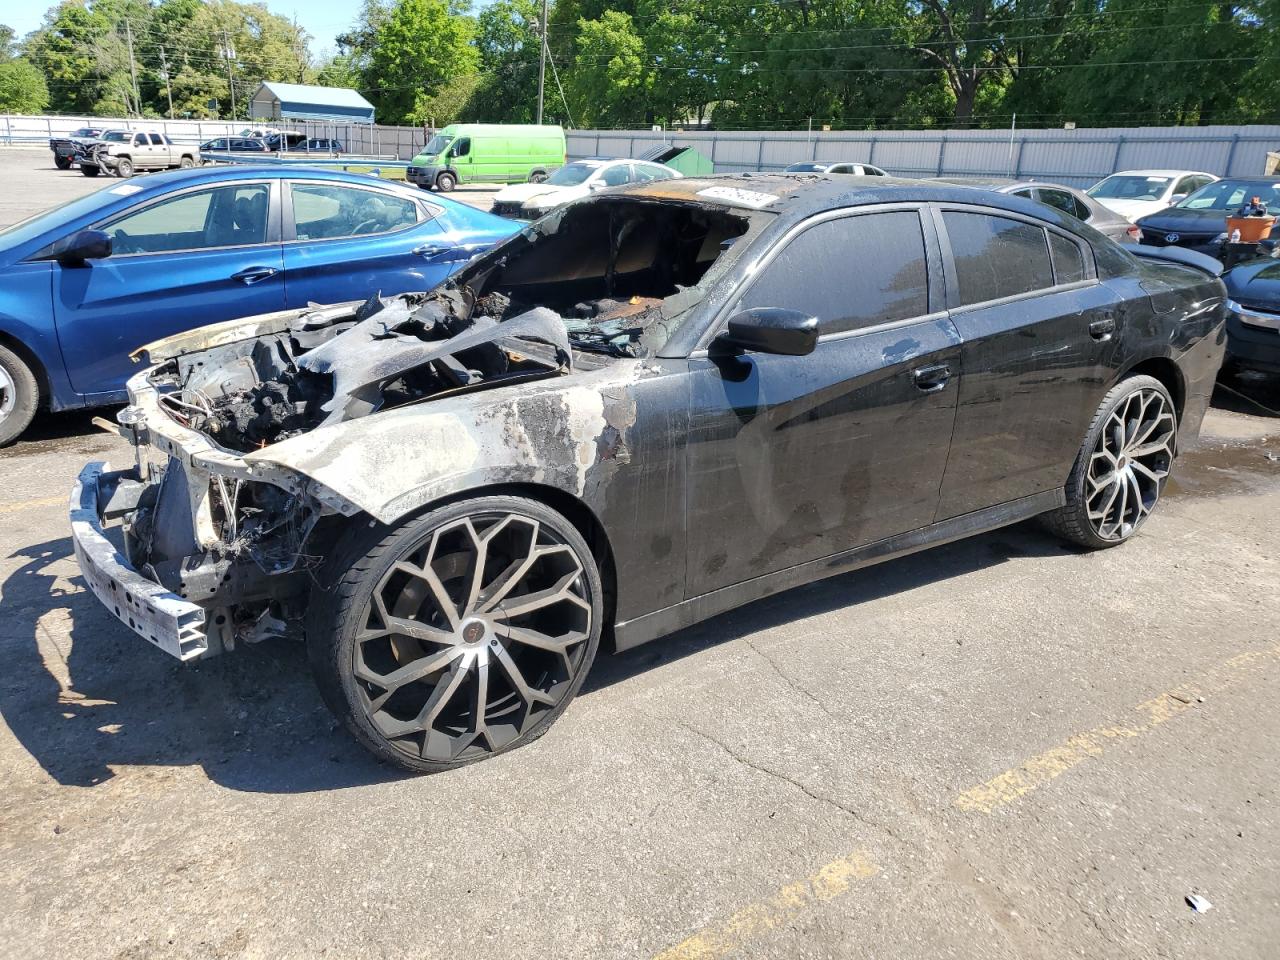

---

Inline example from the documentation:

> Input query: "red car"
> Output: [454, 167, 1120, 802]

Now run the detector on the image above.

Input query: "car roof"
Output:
[610, 173, 1101, 228]
[1103, 169, 1215, 178]
[929, 176, 1045, 191]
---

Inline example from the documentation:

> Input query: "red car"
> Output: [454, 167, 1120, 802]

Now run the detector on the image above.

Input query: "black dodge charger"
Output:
[72, 175, 1229, 772]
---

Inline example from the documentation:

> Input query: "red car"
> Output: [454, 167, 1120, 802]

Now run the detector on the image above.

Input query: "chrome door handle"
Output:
[912, 363, 952, 393]
[230, 266, 278, 285]
[411, 244, 447, 258]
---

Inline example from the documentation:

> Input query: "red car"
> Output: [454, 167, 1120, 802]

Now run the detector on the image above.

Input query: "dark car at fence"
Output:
[1222, 255, 1280, 375]
[71, 174, 1228, 773]
[1136, 177, 1280, 256]
[49, 127, 103, 169]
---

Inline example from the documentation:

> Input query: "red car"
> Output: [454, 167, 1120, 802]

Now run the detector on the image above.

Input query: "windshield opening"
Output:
[1177, 180, 1280, 211]
[422, 135, 452, 156]
[1087, 175, 1172, 200]
[784, 162, 827, 173]
[546, 163, 598, 187]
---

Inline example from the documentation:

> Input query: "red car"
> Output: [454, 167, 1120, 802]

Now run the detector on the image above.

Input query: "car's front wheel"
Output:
[308, 496, 602, 773]
[435, 171, 457, 192]
[1042, 374, 1176, 549]
[80, 164, 99, 177]
[0, 343, 39, 447]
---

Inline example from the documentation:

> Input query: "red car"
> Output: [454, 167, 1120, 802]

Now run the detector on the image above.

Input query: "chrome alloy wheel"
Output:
[1086, 387, 1175, 541]
[0, 363, 14, 423]
[354, 512, 594, 763]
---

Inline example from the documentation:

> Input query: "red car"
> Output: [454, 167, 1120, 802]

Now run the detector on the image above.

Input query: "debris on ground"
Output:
[1186, 893, 1213, 913]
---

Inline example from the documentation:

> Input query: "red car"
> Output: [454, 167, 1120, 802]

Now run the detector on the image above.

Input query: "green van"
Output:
[406, 123, 566, 192]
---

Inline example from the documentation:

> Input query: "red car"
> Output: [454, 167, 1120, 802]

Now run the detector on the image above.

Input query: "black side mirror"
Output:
[55, 229, 112, 266]
[717, 307, 819, 356]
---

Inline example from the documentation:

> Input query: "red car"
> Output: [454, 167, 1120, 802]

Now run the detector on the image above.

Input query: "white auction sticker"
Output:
[696, 186, 777, 209]
[107, 184, 144, 196]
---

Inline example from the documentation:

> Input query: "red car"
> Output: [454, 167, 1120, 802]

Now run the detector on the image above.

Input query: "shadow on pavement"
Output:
[1212, 371, 1280, 419]
[0, 535, 403, 794]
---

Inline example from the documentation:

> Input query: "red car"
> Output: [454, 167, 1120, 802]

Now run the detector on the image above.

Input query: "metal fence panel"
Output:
[566, 125, 1280, 188]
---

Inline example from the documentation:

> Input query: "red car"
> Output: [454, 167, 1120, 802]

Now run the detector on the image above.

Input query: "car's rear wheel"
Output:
[179, 155, 194, 169]
[115, 157, 134, 178]
[1042, 374, 1176, 549]
[80, 164, 99, 177]
[435, 171, 457, 192]
[0, 344, 39, 447]
[308, 496, 602, 773]
[54, 155, 72, 170]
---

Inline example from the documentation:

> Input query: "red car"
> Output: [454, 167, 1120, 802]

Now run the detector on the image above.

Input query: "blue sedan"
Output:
[0, 165, 518, 444]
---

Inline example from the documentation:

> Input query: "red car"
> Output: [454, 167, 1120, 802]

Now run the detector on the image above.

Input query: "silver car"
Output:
[931, 177, 1140, 244]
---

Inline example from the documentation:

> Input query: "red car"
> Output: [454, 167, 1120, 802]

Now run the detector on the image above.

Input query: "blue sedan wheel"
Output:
[0, 343, 38, 447]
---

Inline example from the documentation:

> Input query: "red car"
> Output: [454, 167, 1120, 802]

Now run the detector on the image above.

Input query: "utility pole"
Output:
[536, 0, 548, 124]
[125, 20, 141, 116]
[159, 45, 174, 119]
[222, 31, 237, 121]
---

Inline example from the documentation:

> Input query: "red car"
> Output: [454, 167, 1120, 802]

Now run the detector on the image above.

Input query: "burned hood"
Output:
[295, 290, 571, 426]
[244, 361, 643, 523]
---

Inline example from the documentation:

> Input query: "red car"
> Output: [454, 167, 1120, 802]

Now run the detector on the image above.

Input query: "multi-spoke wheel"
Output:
[308, 496, 602, 772]
[1042, 374, 1177, 549]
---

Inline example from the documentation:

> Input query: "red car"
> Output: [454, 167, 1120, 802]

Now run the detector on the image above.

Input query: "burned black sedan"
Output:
[72, 175, 1228, 772]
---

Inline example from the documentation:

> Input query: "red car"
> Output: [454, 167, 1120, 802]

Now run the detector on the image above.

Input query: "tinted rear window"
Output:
[739, 211, 929, 335]
[1049, 232, 1086, 284]
[943, 212, 1053, 306]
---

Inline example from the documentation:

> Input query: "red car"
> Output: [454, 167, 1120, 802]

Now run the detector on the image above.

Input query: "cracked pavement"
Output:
[2, 151, 1280, 959]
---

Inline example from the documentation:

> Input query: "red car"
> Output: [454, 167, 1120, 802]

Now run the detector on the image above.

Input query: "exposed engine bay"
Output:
[146, 197, 750, 452]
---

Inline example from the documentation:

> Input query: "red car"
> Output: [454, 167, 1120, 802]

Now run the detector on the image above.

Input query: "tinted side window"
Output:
[943, 212, 1053, 306]
[601, 164, 632, 186]
[1039, 188, 1089, 221]
[1049, 232, 1085, 285]
[100, 184, 270, 254]
[738, 211, 929, 335]
[291, 184, 420, 240]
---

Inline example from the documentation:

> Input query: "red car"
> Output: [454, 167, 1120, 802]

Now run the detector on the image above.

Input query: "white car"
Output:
[1086, 169, 1219, 222]
[783, 161, 888, 176]
[491, 158, 682, 219]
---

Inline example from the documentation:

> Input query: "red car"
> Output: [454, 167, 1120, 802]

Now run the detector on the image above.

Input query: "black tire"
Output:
[1041, 374, 1177, 550]
[529, 170, 548, 183]
[179, 155, 195, 169]
[80, 164, 100, 177]
[0, 343, 40, 447]
[115, 157, 134, 178]
[307, 495, 603, 773]
[54, 155, 72, 170]
[435, 170, 457, 192]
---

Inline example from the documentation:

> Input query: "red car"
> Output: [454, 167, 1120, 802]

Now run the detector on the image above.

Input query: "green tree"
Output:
[467, 0, 542, 122]
[366, 0, 478, 123]
[0, 24, 18, 62]
[0, 59, 50, 112]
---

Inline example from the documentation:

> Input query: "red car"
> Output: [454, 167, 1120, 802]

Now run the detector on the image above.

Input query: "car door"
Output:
[281, 179, 456, 306]
[53, 179, 285, 399]
[683, 206, 961, 597]
[146, 133, 167, 168]
[932, 205, 1122, 519]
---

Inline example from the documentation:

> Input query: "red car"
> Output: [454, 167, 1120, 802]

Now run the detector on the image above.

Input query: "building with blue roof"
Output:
[248, 82, 376, 124]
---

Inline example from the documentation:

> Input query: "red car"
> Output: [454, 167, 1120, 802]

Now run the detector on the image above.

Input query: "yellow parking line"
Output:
[956, 642, 1280, 815]
[0, 495, 66, 515]
[653, 850, 880, 960]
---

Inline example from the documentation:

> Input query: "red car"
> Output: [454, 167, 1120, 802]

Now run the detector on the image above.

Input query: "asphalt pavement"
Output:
[1, 147, 1278, 960]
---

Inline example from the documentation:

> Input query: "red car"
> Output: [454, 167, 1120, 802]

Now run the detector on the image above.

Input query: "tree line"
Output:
[1, 0, 1276, 131]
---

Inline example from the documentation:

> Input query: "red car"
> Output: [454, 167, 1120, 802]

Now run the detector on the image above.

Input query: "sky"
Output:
[7, 0, 370, 55]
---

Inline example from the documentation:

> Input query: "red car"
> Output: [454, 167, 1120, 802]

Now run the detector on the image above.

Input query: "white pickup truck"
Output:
[90, 131, 199, 178]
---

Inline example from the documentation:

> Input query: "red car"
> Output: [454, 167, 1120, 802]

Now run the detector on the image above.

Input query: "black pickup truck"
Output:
[48, 127, 104, 169]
